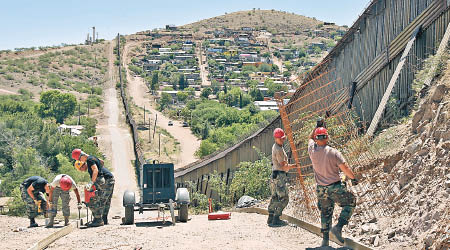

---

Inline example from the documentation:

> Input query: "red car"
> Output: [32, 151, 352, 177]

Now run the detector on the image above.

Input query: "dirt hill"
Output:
[182, 9, 337, 33]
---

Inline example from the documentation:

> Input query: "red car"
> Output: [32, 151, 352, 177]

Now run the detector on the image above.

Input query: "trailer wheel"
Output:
[179, 204, 188, 222]
[124, 206, 134, 225]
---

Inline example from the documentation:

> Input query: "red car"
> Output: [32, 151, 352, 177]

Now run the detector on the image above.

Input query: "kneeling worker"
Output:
[308, 126, 359, 246]
[72, 149, 115, 227]
[268, 128, 296, 226]
[47, 174, 82, 227]
[20, 176, 50, 227]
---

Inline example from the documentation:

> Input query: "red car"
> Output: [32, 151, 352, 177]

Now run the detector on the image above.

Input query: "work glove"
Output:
[86, 181, 94, 191]
[351, 178, 359, 186]
[77, 203, 83, 210]
[316, 117, 326, 128]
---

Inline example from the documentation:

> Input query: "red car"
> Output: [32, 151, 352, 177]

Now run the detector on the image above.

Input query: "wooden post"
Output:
[158, 133, 161, 156]
[153, 114, 158, 139]
[149, 117, 151, 142]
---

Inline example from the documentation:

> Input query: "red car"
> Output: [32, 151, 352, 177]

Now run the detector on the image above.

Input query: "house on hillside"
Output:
[254, 101, 278, 111]
[58, 124, 83, 136]
[166, 24, 177, 30]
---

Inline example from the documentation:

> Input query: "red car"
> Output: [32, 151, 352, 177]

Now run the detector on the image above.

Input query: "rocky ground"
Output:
[343, 54, 450, 249]
[0, 215, 67, 250]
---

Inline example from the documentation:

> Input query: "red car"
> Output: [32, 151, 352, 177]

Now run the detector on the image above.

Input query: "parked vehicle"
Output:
[182, 122, 189, 127]
[168, 121, 173, 126]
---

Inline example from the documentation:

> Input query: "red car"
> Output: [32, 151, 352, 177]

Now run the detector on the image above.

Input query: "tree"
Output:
[159, 92, 172, 110]
[185, 87, 195, 97]
[179, 74, 187, 90]
[264, 79, 288, 97]
[151, 71, 159, 91]
[249, 87, 264, 101]
[258, 63, 272, 72]
[177, 91, 189, 103]
[239, 93, 243, 108]
[37, 90, 77, 123]
[201, 87, 212, 99]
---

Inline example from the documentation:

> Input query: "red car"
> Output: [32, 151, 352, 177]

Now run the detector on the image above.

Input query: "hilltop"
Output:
[182, 9, 338, 34]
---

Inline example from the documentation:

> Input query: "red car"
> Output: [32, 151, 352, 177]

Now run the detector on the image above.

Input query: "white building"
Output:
[254, 101, 278, 111]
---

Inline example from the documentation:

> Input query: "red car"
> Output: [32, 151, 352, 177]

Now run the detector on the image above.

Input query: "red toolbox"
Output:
[208, 198, 231, 220]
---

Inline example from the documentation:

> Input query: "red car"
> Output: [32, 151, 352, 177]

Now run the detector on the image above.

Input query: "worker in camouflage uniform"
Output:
[20, 176, 50, 227]
[267, 128, 295, 226]
[47, 174, 82, 227]
[72, 149, 115, 227]
[308, 122, 359, 247]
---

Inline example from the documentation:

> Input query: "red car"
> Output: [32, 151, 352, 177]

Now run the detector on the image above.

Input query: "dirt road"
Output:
[47, 212, 335, 250]
[96, 41, 138, 216]
[123, 42, 200, 169]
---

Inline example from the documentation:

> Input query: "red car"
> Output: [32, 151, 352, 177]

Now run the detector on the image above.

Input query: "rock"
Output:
[430, 84, 447, 103]
[406, 139, 421, 154]
[388, 231, 396, 239]
[361, 224, 371, 234]
[432, 211, 441, 221]
[374, 235, 380, 247]
[370, 235, 377, 244]
[12, 227, 25, 232]
[417, 148, 428, 156]
[368, 217, 378, 223]
[445, 180, 450, 189]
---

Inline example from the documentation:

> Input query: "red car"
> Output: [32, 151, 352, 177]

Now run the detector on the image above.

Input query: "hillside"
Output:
[182, 9, 335, 33]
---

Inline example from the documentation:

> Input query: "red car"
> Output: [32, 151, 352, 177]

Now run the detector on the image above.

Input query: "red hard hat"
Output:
[72, 149, 82, 160]
[315, 127, 328, 137]
[273, 128, 286, 139]
[60, 176, 72, 191]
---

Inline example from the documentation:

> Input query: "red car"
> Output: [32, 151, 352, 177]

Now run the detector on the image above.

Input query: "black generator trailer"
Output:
[122, 161, 190, 225]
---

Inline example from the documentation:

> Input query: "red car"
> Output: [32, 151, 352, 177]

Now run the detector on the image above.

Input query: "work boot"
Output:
[64, 216, 70, 226]
[102, 214, 108, 225]
[331, 225, 345, 243]
[87, 218, 104, 227]
[29, 218, 38, 228]
[271, 215, 288, 227]
[46, 216, 55, 228]
[267, 213, 274, 225]
[321, 232, 330, 247]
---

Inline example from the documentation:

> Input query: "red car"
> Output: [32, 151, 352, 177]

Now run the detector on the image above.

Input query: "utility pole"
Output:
[92, 27, 96, 44]
[78, 104, 81, 125]
[153, 114, 157, 139]
[149, 117, 151, 142]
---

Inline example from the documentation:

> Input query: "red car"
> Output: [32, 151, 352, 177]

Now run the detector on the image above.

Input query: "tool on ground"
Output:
[207, 198, 231, 220]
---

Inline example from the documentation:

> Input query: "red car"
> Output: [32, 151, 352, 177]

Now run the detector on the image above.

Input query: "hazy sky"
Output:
[1, 0, 369, 50]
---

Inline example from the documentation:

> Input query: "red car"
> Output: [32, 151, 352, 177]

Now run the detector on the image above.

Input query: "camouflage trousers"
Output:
[268, 171, 289, 216]
[88, 177, 115, 219]
[316, 181, 356, 233]
[20, 185, 47, 219]
[49, 187, 71, 217]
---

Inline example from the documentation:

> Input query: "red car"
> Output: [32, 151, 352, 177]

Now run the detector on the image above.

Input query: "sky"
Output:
[1, 0, 369, 50]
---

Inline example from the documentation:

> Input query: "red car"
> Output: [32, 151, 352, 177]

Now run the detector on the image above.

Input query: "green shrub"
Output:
[6, 187, 27, 216]
[5, 74, 14, 80]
